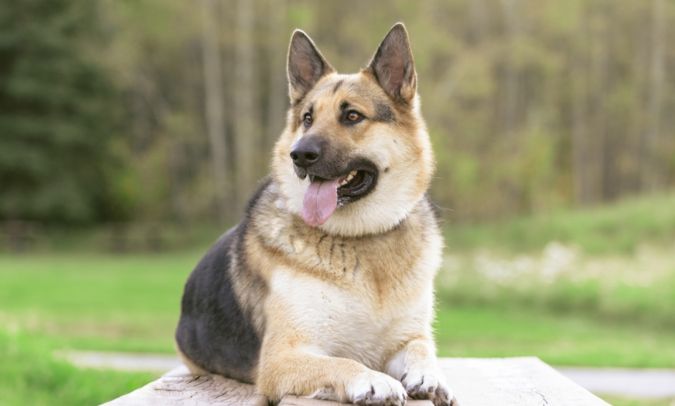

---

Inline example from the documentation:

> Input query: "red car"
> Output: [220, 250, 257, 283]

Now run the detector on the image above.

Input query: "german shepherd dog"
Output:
[176, 23, 456, 406]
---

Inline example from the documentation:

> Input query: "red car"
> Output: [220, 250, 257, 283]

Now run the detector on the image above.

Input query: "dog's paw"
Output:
[348, 370, 407, 406]
[401, 367, 458, 406]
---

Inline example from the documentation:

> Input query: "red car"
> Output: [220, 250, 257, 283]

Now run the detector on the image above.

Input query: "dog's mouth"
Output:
[310, 169, 376, 203]
[296, 161, 378, 227]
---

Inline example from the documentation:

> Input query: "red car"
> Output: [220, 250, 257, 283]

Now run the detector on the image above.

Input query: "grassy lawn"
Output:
[444, 192, 675, 255]
[0, 253, 194, 404]
[2, 251, 674, 368]
[435, 306, 675, 368]
[604, 397, 674, 406]
[1, 193, 674, 404]
[0, 330, 153, 406]
[0, 252, 199, 353]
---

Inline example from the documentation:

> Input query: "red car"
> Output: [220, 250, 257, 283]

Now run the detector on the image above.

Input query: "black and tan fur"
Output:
[176, 23, 456, 406]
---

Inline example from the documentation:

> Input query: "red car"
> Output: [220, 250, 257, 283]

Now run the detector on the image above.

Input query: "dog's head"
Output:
[272, 23, 434, 237]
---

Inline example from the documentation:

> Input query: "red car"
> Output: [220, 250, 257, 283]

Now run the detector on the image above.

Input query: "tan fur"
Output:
[273, 72, 434, 238]
[181, 24, 454, 406]
[261, 40, 444, 405]
[240, 179, 445, 402]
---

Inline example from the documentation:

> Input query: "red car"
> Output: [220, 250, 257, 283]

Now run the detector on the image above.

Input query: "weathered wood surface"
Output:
[439, 357, 609, 405]
[102, 366, 266, 406]
[104, 357, 609, 406]
[279, 397, 432, 406]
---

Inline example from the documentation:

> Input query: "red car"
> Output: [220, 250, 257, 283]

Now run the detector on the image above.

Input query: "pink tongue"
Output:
[302, 179, 340, 227]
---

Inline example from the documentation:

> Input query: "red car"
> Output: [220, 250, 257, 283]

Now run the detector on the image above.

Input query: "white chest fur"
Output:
[269, 255, 437, 371]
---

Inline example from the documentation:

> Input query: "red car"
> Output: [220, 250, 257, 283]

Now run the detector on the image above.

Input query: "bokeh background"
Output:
[1, 0, 674, 405]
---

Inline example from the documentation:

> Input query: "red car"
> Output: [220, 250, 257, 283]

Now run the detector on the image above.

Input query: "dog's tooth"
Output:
[338, 170, 358, 187]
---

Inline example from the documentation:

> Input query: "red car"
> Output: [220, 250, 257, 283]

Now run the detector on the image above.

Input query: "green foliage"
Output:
[0, 0, 129, 223]
[3, 0, 675, 224]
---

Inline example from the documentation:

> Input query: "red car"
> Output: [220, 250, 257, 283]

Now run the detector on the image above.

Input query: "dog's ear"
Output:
[367, 23, 416, 104]
[287, 30, 334, 103]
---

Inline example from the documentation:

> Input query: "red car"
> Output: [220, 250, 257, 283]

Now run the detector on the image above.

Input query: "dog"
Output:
[175, 23, 456, 406]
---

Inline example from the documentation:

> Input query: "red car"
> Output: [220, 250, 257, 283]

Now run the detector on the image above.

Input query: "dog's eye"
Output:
[302, 112, 313, 128]
[345, 110, 364, 124]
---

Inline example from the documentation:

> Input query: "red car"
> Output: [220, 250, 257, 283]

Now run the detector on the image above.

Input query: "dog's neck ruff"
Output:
[257, 180, 437, 240]
[249, 181, 439, 280]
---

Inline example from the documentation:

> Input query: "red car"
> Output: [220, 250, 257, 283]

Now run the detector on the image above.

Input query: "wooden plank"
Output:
[104, 357, 609, 405]
[279, 397, 432, 406]
[440, 357, 609, 406]
[102, 366, 266, 406]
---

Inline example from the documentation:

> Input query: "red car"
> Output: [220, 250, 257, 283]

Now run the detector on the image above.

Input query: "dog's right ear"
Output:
[287, 30, 334, 104]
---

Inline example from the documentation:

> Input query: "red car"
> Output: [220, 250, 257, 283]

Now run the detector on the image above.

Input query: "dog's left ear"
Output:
[367, 23, 416, 104]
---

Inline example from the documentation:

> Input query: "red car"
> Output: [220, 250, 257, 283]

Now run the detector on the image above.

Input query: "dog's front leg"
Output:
[257, 341, 407, 405]
[385, 337, 457, 406]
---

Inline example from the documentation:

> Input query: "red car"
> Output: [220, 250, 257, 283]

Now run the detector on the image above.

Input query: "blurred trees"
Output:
[0, 0, 128, 223]
[1, 0, 674, 226]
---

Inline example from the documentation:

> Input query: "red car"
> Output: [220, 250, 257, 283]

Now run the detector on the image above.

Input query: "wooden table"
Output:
[104, 357, 609, 405]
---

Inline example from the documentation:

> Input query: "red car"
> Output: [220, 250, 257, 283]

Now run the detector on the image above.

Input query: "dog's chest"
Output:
[270, 264, 434, 370]
[259, 203, 442, 368]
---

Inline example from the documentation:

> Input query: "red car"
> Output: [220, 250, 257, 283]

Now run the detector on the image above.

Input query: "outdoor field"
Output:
[2, 194, 674, 405]
[4, 1, 675, 405]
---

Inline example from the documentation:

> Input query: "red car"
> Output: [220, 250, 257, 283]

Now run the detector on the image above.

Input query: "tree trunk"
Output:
[468, 0, 489, 44]
[589, 4, 609, 203]
[200, 0, 229, 223]
[641, 0, 666, 191]
[265, 0, 287, 149]
[499, 0, 520, 137]
[571, 6, 593, 205]
[233, 0, 258, 211]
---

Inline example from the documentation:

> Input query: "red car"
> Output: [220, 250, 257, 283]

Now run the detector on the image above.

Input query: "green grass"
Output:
[434, 305, 675, 368]
[436, 245, 675, 329]
[444, 192, 675, 255]
[0, 252, 200, 353]
[600, 396, 674, 406]
[1, 193, 674, 404]
[0, 330, 154, 406]
[0, 253, 193, 404]
[1, 250, 674, 368]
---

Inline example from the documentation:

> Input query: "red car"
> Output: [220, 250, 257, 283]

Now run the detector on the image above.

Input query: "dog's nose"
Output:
[290, 137, 322, 168]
